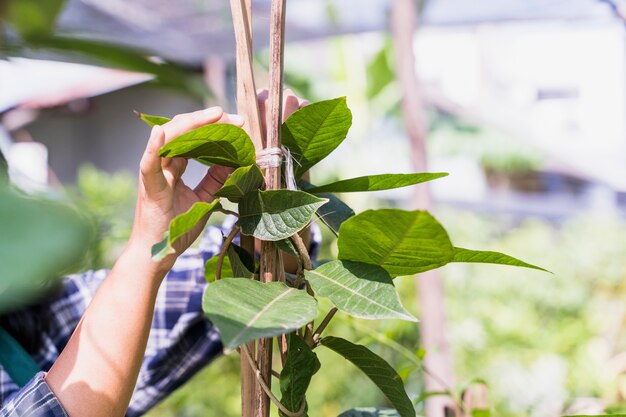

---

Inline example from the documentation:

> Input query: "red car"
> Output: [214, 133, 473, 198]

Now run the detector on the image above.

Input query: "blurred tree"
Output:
[390, 1, 458, 417]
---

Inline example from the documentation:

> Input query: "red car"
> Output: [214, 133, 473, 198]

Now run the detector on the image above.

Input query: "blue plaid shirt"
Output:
[0, 221, 321, 417]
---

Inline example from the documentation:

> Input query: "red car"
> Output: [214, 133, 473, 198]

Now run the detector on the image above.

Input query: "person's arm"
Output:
[44, 107, 242, 417]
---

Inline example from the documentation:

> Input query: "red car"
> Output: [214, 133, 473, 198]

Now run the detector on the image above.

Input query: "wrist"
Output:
[121, 238, 173, 282]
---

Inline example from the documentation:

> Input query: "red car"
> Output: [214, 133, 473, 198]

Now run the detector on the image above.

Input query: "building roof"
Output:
[52, 0, 620, 66]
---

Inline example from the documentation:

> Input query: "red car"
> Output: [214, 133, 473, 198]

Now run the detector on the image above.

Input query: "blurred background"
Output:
[2, 0, 626, 416]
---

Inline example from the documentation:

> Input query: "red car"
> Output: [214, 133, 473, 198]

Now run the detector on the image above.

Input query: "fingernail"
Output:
[228, 114, 245, 125]
[203, 106, 222, 116]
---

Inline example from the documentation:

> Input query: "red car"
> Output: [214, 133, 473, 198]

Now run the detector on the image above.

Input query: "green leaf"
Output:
[367, 41, 395, 99]
[321, 336, 416, 417]
[20, 36, 209, 100]
[471, 410, 491, 417]
[451, 247, 549, 272]
[276, 238, 299, 257]
[239, 190, 328, 241]
[279, 333, 321, 417]
[305, 261, 416, 321]
[5, 0, 66, 37]
[316, 193, 355, 236]
[299, 180, 355, 237]
[159, 124, 255, 168]
[0, 188, 92, 313]
[282, 97, 352, 178]
[414, 391, 451, 405]
[0, 151, 8, 184]
[152, 200, 221, 260]
[214, 165, 264, 203]
[338, 209, 454, 277]
[204, 255, 233, 283]
[306, 173, 448, 194]
[204, 242, 255, 282]
[203, 280, 317, 351]
[339, 408, 401, 417]
[227, 243, 256, 278]
[135, 111, 171, 127]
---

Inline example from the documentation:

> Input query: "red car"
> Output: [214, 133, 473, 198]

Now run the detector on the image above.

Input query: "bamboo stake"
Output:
[230, 0, 264, 149]
[229, 1, 261, 416]
[256, 0, 287, 416]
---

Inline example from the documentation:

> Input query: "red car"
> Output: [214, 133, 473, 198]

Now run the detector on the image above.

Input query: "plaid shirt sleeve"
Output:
[0, 372, 67, 417]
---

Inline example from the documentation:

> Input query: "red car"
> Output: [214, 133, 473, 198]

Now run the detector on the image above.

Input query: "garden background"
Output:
[2, 1, 626, 416]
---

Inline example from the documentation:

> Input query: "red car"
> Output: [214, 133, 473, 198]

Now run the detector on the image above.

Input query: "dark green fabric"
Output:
[0, 326, 40, 387]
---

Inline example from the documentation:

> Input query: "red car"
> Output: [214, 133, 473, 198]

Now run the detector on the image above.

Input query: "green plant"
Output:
[0, 182, 92, 312]
[139, 96, 546, 417]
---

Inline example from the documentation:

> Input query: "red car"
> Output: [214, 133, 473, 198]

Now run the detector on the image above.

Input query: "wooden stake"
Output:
[229, 1, 262, 416]
[230, 0, 264, 149]
[256, 1, 287, 416]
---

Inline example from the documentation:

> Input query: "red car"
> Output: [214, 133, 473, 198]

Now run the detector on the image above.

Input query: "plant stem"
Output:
[312, 307, 338, 344]
[290, 232, 312, 271]
[216, 226, 240, 281]
[218, 207, 240, 217]
[241, 344, 306, 417]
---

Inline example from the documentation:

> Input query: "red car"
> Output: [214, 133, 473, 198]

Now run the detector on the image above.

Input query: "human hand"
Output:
[257, 88, 309, 134]
[129, 106, 244, 270]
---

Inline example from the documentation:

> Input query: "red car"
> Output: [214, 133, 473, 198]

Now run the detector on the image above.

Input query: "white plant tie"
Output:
[256, 147, 283, 169]
[281, 145, 298, 191]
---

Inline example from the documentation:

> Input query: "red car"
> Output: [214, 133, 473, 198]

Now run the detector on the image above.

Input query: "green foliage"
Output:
[238, 190, 328, 241]
[366, 41, 395, 100]
[140, 96, 547, 416]
[306, 173, 448, 194]
[315, 191, 355, 236]
[202, 280, 317, 351]
[305, 261, 416, 321]
[226, 243, 256, 279]
[279, 334, 321, 417]
[276, 237, 299, 257]
[204, 255, 232, 283]
[451, 247, 548, 272]
[152, 201, 222, 261]
[68, 165, 136, 269]
[1, 0, 208, 99]
[299, 180, 355, 236]
[159, 124, 256, 168]
[321, 336, 416, 417]
[282, 97, 352, 178]
[0, 186, 92, 312]
[0, 150, 7, 184]
[4, 0, 65, 37]
[135, 112, 171, 127]
[428, 121, 543, 174]
[214, 165, 265, 203]
[338, 209, 454, 277]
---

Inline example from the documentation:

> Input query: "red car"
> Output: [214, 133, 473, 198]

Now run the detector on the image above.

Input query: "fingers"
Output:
[161, 106, 224, 145]
[194, 165, 234, 202]
[140, 125, 167, 195]
[256, 88, 306, 133]
[158, 107, 244, 180]
[283, 90, 300, 120]
[217, 113, 245, 127]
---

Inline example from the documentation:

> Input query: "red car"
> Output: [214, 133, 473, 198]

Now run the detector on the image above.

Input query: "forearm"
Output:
[46, 243, 166, 417]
